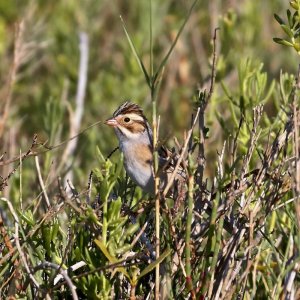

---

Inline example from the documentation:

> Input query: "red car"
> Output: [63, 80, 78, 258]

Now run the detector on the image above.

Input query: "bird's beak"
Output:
[105, 117, 118, 127]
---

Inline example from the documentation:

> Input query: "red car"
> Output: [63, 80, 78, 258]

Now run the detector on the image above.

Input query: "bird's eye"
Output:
[124, 117, 130, 123]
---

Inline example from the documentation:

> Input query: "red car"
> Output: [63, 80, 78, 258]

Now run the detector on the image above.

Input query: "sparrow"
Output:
[105, 102, 239, 235]
[105, 101, 185, 195]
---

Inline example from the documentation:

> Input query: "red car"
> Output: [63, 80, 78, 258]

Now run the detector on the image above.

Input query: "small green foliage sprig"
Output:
[274, 1, 300, 54]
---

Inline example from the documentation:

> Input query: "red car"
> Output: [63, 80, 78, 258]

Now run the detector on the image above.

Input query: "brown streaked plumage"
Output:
[105, 101, 151, 136]
[105, 101, 185, 194]
[113, 101, 145, 118]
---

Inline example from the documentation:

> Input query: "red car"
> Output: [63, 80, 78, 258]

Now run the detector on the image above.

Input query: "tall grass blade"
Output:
[120, 15, 151, 87]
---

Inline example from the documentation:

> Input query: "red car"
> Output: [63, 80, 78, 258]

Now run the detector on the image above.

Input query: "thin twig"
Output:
[35, 156, 51, 208]
[292, 64, 300, 229]
[131, 221, 149, 249]
[15, 222, 40, 289]
[205, 27, 219, 108]
[196, 27, 219, 197]
[52, 255, 144, 290]
[0, 134, 37, 190]
[0, 120, 102, 166]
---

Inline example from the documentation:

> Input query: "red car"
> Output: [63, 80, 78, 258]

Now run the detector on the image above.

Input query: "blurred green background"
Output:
[0, 0, 296, 200]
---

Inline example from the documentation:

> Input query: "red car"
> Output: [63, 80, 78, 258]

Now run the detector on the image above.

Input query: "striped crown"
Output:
[113, 101, 145, 118]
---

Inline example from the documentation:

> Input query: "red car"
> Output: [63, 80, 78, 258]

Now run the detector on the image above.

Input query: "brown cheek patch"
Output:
[116, 115, 146, 133]
[127, 121, 146, 133]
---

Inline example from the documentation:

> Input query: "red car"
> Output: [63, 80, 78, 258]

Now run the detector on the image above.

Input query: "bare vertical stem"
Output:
[149, 1, 160, 297]
[102, 193, 108, 245]
[196, 27, 219, 198]
[130, 283, 136, 300]
[292, 65, 300, 229]
[200, 191, 219, 296]
[15, 223, 40, 289]
[35, 155, 51, 208]
[196, 28, 219, 297]
[19, 150, 23, 211]
[152, 89, 160, 299]
[185, 154, 196, 299]
[208, 141, 226, 298]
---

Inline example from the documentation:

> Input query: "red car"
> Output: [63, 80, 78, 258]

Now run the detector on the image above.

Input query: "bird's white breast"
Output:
[120, 140, 155, 194]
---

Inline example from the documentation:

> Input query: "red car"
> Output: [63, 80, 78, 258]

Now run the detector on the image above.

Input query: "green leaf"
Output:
[287, 9, 293, 27]
[96, 147, 106, 164]
[19, 210, 35, 226]
[93, 167, 103, 181]
[109, 217, 128, 230]
[294, 41, 300, 51]
[261, 79, 275, 103]
[273, 38, 294, 47]
[94, 239, 131, 280]
[137, 248, 171, 280]
[281, 24, 294, 38]
[124, 222, 140, 237]
[95, 239, 117, 262]
[290, 1, 299, 10]
[274, 13, 285, 25]
[84, 246, 95, 268]
[110, 155, 124, 182]
[114, 244, 132, 255]
[107, 197, 122, 223]
[120, 16, 150, 88]
[41, 224, 52, 256]
[51, 219, 60, 241]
